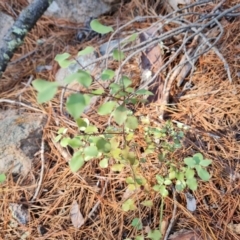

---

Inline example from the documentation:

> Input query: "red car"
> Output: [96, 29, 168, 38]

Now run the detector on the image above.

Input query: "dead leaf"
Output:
[70, 200, 85, 228]
[9, 203, 30, 225]
[161, 219, 168, 236]
[169, 229, 203, 240]
[228, 223, 240, 234]
[122, 187, 140, 201]
[167, 0, 191, 11]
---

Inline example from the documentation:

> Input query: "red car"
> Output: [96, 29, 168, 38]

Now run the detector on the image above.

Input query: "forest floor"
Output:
[0, 0, 240, 239]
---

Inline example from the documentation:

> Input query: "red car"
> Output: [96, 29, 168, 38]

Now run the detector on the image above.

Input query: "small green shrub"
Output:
[32, 19, 212, 240]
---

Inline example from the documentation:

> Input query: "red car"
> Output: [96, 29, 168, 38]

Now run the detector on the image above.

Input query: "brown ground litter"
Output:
[0, 0, 239, 239]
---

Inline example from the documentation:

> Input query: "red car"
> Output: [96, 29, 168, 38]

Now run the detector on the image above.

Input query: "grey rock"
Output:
[45, 0, 116, 23]
[0, 110, 46, 176]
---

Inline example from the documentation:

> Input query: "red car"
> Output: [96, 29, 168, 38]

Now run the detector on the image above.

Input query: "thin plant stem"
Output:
[159, 196, 165, 239]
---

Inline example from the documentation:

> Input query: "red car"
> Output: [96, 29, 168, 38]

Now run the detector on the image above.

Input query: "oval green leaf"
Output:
[122, 198, 136, 211]
[69, 152, 85, 172]
[84, 145, 98, 157]
[125, 116, 138, 130]
[66, 93, 91, 119]
[141, 200, 153, 207]
[113, 105, 128, 125]
[78, 46, 94, 56]
[97, 101, 116, 115]
[96, 138, 111, 153]
[186, 177, 198, 191]
[200, 159, 212, 167]
[90, 19, 113, 34]
[32, 79, 59, 103]
[113, 49, 125, 61]
[101, 69, 115, 80]
[99, 158, 109, 168]
[184, 157, 196, 168]
[64, 70, 92, 88]
[196, 167, 211, 181]
[0, 173, 6, 183]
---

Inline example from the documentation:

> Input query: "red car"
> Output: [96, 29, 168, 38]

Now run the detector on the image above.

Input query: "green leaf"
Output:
[101, 69, 115, 80]
[185, 168, 195, 179]
[184, 157, 196, 168]
[32, 79, 59, 103]
[164, 179, 172, 185]
[153, 185, 161, 191]
[84, 146, 98, 158]
[169, 171, 176, 180]
[135, 236, 144, 240]
[126, 176, 134, 184]
[76, 118, 88, 129]
[113, 105, 128, 125]
[66, 94, 91, 119]
[60, 137, 70, 147]
[55, 53, 73, 68]
[110, 148, 121, 159]
[121, 76, 132, 88]
[54, 134, 62, 143]
[125, 116, 138, 130]
[90, 19, 113, 34]
[89, 136, 101, 144]
[64, 70, 92, 88]
[175, 180, 185, 192]
[113, 49, 125, 61]
[126, 33, 138, 43]
[85, 125, 98, 134]
[135, 176, 146, 185]
[99, 158, 109, 168]
[141, 200, 153, 207]
[55, 52, 70, 62]
[68, 138, 82, 148]
[0, 173, 6, 183]
[122, 199, 136, 211]
[91, 88, 105, 95]
[135, 89, 153, 95]
[126, 133, 134, 141]
[159, 185, 169, 197]
[176, 171, 185, 181]
[186, 177, 198, 191]
[128, 183, 137, 191]
[111, 164, 124, 172]
[196, 166, 211, 181]
[110, 137, 119, 149]
[57, 127, 68, 134]
[109, 82, 121, 94]
[156, 175, 164, 185]
[199, 159, 212, 167]
[96, 138, 111, 153]
[69, 152, 85, 172]
[131, 218, 142, 230]
[193, 153, 203, 164]
[125, 87, 134, 93]
[78, 46, 94, 56]
[147, 230, 161, 240]
[97, 101, 116, 115]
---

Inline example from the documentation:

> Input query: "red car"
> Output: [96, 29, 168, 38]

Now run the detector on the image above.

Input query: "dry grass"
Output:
[0, 0, 240, 239]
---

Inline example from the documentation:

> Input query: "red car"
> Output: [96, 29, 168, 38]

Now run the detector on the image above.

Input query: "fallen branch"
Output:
[0, 0, 53, 78]
[164, 187, 177, 240]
